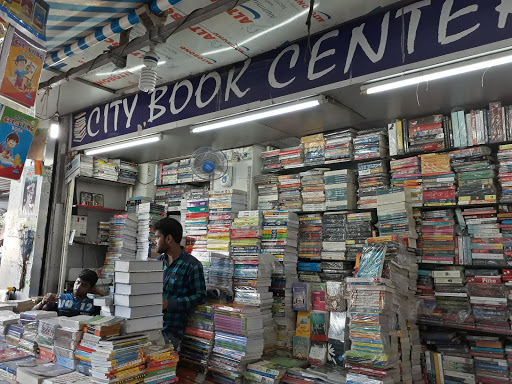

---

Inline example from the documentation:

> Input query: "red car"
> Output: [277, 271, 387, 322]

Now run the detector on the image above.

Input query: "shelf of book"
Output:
[71, 241, 108, 246]
[73, 204, 126, 212]
[76, 176, 133, 188]
[418, 320, 512, 335]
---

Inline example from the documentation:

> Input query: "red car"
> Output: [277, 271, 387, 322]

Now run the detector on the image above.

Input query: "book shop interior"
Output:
[5, 0, 512, 383]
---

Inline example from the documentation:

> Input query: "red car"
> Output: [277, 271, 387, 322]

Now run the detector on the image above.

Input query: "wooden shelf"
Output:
[73, 204, 125, 212]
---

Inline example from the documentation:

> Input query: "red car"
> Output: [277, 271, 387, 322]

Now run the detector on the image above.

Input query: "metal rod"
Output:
[45, 67, 116, 94]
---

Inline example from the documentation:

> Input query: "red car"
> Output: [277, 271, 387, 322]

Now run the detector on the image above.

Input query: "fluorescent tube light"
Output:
[49, 120, 59, 139]
[85, 135, 161, 156]
[361, 51, 512, 95]
[191, 97, 325, 133]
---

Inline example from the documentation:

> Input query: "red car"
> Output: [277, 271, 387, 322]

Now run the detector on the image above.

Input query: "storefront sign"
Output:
[72, 0, 512, 148]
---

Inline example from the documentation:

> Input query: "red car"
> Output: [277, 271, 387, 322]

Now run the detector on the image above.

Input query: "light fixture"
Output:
[361, 50, 512, 95]
[49, 114, 60, 139]
[139, 48, 159, 93]
[84, 134, 162, 156]
[191, 96, 325, 133]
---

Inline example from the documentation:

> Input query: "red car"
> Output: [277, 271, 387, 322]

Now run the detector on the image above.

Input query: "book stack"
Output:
[353, 128, 388, 161]
[345, 211, 376, 261]
[36, 317, 61, 361]
[498, 144, 512, 203]
[420, 153, 456, 207]
[0, 311, 18, 343]
[244, 357, 306, 384]
[254, 174, 279, 210]
[184, 188, 209, 264]
[89, 333, 148, 383]
[419, 209, 456, 265]
[302, 134, 325, 166]
[144, 345, 179, 384]
[118, 161, 138, 185]
[498, 210, 512, 265]
[93, 158, 119, 182]
[280, 146, 303, 169]
[415, 270, 436, 324]
[441, 353, 475, 384]
[178, 159, 194, 183]
[468, 336, 509, 383]
[327, 312, 349, 367]
[407, 114, 448, 153]
[102, 214, 138, 278]
[390, 156, 423, 207]
[357, 160, 390, 209]
[97, 221, 109, 245]
[322, 212, 347, 261]
[300, 169, 326, 212]
[298, 213, 323, 282]
[450, 146, 497, 205]
[54, 325, 84, 370]
[114, 260, 164, 334]
[321, 262, 353, 282]
[324, 169, 356, 211]
[135, 202, 165, 260]
[17, 321, 38, 356]
[278, 174, 302, 212]
[261, 149, 281, 172]
[163, 185, 191, 212]
[78, 154, 94, 177]
[324, 128, 356, 163]
[376, 188, 416, 238]
[156, 162, 179, 185]
[178, 304, 214, 383]
[432, 269, 472, 326]
[126, 197, 152, 214]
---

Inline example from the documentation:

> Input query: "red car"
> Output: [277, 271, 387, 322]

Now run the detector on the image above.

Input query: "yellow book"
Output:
[295, 311, 311, 338]
[397, 120, 404, 154]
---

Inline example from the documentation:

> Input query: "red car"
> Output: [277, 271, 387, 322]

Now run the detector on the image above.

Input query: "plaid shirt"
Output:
[158, 249, 206, 338]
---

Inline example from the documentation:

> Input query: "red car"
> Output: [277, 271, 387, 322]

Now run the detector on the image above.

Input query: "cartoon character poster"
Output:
[0, 27, 44, 109]
[0, 105, 38, 180]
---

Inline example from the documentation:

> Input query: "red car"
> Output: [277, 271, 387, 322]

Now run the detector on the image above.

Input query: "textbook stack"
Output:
[497, 144, 512, 203]
[324, 169, 356, 211]
[93, 158, 119, 182]
[468, 336, 509, 383]
[407, 114, 448, 153]
[118, 161, 138, 185]
[449, 146, 497, 205]
[419, 209, 457, 265]
[300, 169, 326, 212]
[357, 160, 390, 209]
[135, 202, 166, 260]
[97, 221, 109, 245]
[0, 311, 18, 343]
[261, 149, 281, 172]
[178, 159, 194, 183]
[321, 212, 347, 262]
[278, 174, 302, 212]
[254, 174, 279, 210]
[324, 129, 355, 163]
[178, 304, 214, 383]
[280, 146, 303, 169]
[298, 213, 323, 282]
[390, 156, 423, 207]
[72, 154, 94, 178]
[302, 134, 325, 166]
[114, 260, 164, 335]
[36, 317, 61, 361]
[156, 162, 179, 185]
[345, 212, 376, 262]
[244, 358, 307, 383]
[353, 128, 388, 161]
[431, 269, 472, 327]
[420, 153, 457, 207]
[498, 210, 512, 265]
[144, 344, 179, 384]
[54, 323, 84, 371]
[376, 188, 416, 238]
[102, 214, 137, 278]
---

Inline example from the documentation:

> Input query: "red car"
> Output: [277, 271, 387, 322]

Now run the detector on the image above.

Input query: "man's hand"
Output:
[42, 293, 58, 305]
[90, 286, 107, 296]
[163, 298, 168, 310]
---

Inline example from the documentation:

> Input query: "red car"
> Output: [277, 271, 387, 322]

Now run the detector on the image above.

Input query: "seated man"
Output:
[32, 269, 107, 316]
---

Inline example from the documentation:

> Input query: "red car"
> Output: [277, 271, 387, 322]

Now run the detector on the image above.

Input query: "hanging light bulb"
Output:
[49, 113, 60, 139]
[138, 48, 159, 93]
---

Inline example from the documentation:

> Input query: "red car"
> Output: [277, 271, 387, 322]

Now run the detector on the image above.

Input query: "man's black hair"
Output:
[79, 269, 98, 286]
[154, 217, 183, 244]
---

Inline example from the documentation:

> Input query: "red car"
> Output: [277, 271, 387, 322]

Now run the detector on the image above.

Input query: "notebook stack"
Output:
[345, 212, 376, 262]
[54, 324, 84, 370]
[357, 160, 390, 209]
[114, 260, 164, 334]
[407, 114, 448, 153]
[322, 212, 347, 262]
[324, 129, 356, 163]
[419, 209, 456, 265]
[102, 214, 138, 278]
[324, 169, 356, 211]
[178, 159, 194, 183]
[390, 156, 423, 207]
[254, 174, 279, 210]
[450, 146, 497, 205]
[353, 128, 388, 161]
[298, 213, 323, 282]
[261, 149, 281, 172]
[280, 146, 303, 169]
[278, 174, 302, 212]
[178, 304, 214, 383]
[376, 188, 416, 238]
[135, 202, 165, 260]
[144, 344, 179, 384]
[420, 153, 456, 207]
[302, 134, 325, 166]
[432, 269, 472, 327]
[498, 144, 512, 203]
[118, 161, 138, 185]
[300, 169, 326, 212]
[93, 158, 119, 182]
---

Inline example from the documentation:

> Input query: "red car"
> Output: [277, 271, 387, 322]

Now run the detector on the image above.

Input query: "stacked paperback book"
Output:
[376, 188, 416, 238]
[154, 185, 190, 212]
[419, 209, 456, 265]
[102, 214, 137, 278]
[322, 212, 347, 262]
[280, 146, 303, 169]
[261, 149, 281, 172]
[324, 169, 356, 211]
[144, 344, 180, 384]
[353, 128, 388, 161]
[135, 202, 165, 260]
[278, 174, 302, 212]
[118, 161, 138, 185]
[407, 114, 448, 153]
[156, 162, 179, 185]
[420, 153, 456, 207]
[178, 159, 194, 183]
[93, 158, 119, 182]
[298, 214, 323, 282]
[300, 169, 326, 212]
[54, 319, 85, 370]
[357, 160, 390, 209]
[390, 156, 423, 207]
[302, 134, 325, 166]
[324, 129, 355, 163]
[254, 174, 279, 210]
[498, 144, 512, 203]
[345, 212, 376, 262]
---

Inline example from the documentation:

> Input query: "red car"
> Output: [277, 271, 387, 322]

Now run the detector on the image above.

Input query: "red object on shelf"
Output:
[74, 204, 125, 212]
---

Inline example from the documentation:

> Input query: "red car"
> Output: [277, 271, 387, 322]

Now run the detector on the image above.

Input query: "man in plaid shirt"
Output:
[154, 218, 206, 348]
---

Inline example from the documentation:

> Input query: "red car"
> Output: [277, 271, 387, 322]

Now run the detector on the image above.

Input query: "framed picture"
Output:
[80, 192, 93, 206]
[92, 193, 104, 207]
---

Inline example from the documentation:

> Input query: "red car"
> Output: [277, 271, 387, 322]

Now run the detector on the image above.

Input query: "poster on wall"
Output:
[21, 168, 38, 217]
[2, 0, 49, 36]
[0, 105, 38, 180]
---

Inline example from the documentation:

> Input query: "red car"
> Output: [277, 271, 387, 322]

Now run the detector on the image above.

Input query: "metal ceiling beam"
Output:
[45, 67, 116, 94]
[39, 0, 250, 90]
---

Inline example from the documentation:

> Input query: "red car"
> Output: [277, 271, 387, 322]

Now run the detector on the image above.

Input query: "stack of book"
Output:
[126, 197, 152, 214]
[390, 156, 423, 207]
[466, 275, 509, 331]
[144, 344, 179, 384]
[324, 169, 356, 211]
[17, 321, 38, 355]
[353, 128, 388, 161]
[450, 146, 497, 205]
[102, 214, 137, 278]
[118, 161, 138, 185]
[261, 149, 281, 172]
[114, 260, 164, 334]
[376, 188, 416, 238]
[135, 202, 165, 260]
[420, 153, 456, 207]
[75, 154, 94, 178]
[498, 210, 512, 265]
[97, 221, 109, 246]
[184, 188, 209, 256]
[324, 129, 355, 163]
[416, 270, 436, 324]
[156, 162, 179, 185]
[407, 114, 447, 153]
[178, 159, 194, 183]
[302, 134, 325, 166]
[58, 316, 92, 375]
[432, 269, 472, 326]
[278, 174, 302, 212]
[36, 317, 61, 361]
[498, 144, 512, 203]
[54, 325, 84, 370]
[298, 214, 323, 282]
[254, 174, 279, 210]
[300, 169, 326, 212]
[419, 209, 456, 265]
[280, 146, 303, 169]
[467, 336, 509, 383]
[93, 158, 119, 182]
[441, 352, 475, 384]
[0, 311, 19, 343]
[322, 212, 347, 261]
[345, 212, 376, 261]
[244, 358, 306, 383]
[178, 304, 214, 382]
[357, 160, 390, 209]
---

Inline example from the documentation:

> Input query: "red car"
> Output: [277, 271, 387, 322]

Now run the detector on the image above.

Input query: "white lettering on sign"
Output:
[344, 12, 390, 73]
[269, 44, 299, 89]
[103, 104, 109, 133]
[225, 58, 251, 102]
[439, 0, 480, 45]
[87, 107, 100, 137]
[110, 100, 122, 131]
[149, 86, 168, 123]
[496, 0, 512, 28]
[122, 94, 138, 128]
[395, 0, 431, 54]
[171, 80, 193, 115]
[308, 30, 339, 81]
[196, 72, 221, 108]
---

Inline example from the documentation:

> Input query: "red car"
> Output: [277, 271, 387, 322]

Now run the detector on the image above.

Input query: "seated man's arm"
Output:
[32, 293, 58, 311]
